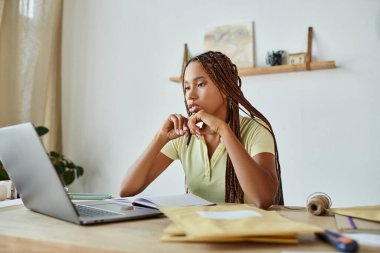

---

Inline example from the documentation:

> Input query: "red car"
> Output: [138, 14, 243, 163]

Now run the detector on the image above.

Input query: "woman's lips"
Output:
[189, 105, 200, 114]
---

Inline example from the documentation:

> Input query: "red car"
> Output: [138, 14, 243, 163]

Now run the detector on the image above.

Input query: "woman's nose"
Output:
[186, 87, 197, 100]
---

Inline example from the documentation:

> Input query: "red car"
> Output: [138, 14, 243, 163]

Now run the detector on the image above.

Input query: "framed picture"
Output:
[288, 53, 306, 65]
[204, 23, 255, 68]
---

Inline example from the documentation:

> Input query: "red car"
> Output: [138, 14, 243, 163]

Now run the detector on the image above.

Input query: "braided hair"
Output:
[181, 51, 284, 205]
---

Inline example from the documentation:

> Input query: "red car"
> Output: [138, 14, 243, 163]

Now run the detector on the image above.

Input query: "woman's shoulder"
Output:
[239, 115, 270, 131]
[239, 116, 275, 154]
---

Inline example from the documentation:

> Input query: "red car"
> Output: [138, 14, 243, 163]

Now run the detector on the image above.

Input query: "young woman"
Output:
[120, 51, 283, 209]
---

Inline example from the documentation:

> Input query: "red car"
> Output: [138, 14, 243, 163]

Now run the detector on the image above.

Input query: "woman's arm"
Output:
[119, 133, 173, 197]
[187, 110, 278, 209]
[119, 114, 189, 197]
[218, 124, 278, 209]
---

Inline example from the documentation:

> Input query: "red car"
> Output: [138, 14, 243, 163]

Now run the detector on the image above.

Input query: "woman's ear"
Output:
[219, 90, 227, 99]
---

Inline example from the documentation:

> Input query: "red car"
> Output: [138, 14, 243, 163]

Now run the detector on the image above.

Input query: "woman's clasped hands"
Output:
[161, 110, 227, 141]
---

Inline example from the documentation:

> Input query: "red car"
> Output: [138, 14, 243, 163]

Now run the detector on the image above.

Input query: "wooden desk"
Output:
[0, 204, 377, 253]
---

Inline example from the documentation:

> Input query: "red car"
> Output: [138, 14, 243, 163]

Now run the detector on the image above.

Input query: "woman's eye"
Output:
[197, 83, 205, 87]
[184, 86, 190, 91]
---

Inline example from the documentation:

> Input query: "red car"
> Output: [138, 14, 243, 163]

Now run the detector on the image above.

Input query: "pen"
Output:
[186, 113, 193, 150]
[316, 230, 358, 253]
[186, 133, 192, 150]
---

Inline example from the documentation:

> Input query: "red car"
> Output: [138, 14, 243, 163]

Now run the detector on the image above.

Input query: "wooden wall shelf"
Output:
[169, 60, 336, 83]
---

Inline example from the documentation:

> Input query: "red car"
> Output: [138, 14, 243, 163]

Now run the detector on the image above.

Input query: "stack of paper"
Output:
[159, 204, 322, 243]
[331, 205, 380, 233]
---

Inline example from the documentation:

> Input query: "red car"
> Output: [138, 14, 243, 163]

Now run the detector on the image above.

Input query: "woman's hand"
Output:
[159, 114, 190, 141]
[187, 110, 227, 137]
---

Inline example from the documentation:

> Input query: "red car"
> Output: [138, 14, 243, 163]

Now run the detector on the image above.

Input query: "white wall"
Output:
[62, 0, 380, 207]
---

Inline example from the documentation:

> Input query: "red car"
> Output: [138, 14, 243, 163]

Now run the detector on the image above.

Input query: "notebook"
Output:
[0, 122, 161, 225]
[113, 193, 215, 209]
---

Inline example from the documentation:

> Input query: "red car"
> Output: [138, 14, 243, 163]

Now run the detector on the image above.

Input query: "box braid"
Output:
[181, 51, 284, 205]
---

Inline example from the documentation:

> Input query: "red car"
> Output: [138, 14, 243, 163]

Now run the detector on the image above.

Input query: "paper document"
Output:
[343, 233, 380, 247]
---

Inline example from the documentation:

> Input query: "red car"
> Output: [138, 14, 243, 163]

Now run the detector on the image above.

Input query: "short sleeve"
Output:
[249, 126, 275, 156]
[160, 139, 179, 160]
[241, 117, 275, 157]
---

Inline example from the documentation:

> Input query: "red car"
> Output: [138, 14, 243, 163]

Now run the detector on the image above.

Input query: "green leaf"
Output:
[63, 171, 75, 186]
[49, 151, 60, 158]
[76, 166, 84, 177]
[67, 162, 76, 169]
[55, 162, 65, 174]
[35, 126, 49, 136]
[0, 167, 10, 181]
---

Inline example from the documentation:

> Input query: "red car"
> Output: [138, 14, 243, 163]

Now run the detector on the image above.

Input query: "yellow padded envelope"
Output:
[159, 204, 322, 243]
[161, 222, 299, 243]
[331, 205, 380, 222]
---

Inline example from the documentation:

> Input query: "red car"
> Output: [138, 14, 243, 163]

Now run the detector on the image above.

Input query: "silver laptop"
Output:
[0, 122, 161, 225]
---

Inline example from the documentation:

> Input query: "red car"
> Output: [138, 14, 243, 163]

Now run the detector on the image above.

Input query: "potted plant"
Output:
[0, 126, 84, 186]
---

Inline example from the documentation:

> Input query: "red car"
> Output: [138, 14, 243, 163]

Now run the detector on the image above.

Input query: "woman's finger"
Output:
[169, 114, 188, 136]
[188, 114, 202, 137]
[182, 118, 189, 135]
[176, 114, 185, 135]
[168, 114, 179, 134]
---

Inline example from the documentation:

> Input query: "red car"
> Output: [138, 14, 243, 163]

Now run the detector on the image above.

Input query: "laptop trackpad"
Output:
[79, 201, 138, 213]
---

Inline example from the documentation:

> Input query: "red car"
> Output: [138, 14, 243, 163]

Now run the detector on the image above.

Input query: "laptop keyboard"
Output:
[75, 204, 122, 218]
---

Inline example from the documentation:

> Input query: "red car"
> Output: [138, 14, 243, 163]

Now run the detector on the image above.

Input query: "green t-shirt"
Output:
[160, 116, 275, 203]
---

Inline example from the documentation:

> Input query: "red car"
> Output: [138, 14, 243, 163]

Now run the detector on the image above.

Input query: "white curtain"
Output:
[0, 0, 63, 152]
[0, 1, 4, 27]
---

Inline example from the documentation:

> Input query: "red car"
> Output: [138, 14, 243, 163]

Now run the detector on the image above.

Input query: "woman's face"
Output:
[183, 61, 227, 120]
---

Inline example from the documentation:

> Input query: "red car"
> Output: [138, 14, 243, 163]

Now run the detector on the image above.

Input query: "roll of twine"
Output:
[0, 183, 7, 201]
[306, 192, 332, 216]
